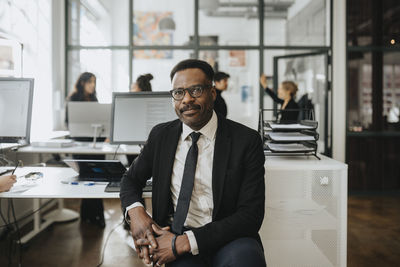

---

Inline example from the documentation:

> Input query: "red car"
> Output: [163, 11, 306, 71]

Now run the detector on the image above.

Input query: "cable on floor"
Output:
[96, 221, 123, 267]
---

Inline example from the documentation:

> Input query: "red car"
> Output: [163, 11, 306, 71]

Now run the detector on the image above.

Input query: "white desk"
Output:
[16, 142, 141, 155]
[1, 155, 348, 267]
[0, 167, 150, 244]
[0, 143, 21, 150]
[261, 155, 347, 267]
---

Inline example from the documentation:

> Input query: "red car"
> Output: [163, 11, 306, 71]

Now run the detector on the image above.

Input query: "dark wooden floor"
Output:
[347, 194, 400, 267]
[1, 195, 399, 267]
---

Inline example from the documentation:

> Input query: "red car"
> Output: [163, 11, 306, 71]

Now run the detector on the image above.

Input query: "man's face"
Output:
[171, 68, 216, 130]
[216, 78, 228, 91]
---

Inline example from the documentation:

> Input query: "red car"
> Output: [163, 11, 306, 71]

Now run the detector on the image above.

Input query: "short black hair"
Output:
[170, 59, 214, 83]
[214, 72, 230, 82]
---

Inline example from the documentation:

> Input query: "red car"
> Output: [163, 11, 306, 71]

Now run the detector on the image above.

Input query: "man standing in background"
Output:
[213, 72, 230, 118]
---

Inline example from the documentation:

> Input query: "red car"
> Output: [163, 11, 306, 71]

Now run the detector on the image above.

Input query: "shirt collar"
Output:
[182, 111, 218, 142]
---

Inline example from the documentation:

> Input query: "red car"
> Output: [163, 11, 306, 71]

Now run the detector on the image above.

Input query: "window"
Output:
[67, 49, 129, 102]
[66, 0, 332, 139]
[264, 0, 330, 46]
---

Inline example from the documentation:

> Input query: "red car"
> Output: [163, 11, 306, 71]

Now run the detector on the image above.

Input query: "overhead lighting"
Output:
[390, 39, 396, 45]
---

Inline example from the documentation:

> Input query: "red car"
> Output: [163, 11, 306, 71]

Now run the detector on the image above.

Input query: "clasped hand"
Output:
[129, 207, 178, 266]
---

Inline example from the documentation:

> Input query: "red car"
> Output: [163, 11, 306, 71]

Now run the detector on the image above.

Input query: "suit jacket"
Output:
[214, 90, 228, 118]
[120, 115, 265, 256]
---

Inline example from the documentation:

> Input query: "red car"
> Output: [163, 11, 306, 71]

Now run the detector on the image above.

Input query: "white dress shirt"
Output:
[126, 111, 218, 255]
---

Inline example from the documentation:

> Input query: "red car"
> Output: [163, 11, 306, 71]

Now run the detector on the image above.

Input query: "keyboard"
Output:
[104, 180, 152, 193]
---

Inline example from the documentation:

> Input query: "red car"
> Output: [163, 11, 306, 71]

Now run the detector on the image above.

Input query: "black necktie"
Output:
[172, 132, 201, 234]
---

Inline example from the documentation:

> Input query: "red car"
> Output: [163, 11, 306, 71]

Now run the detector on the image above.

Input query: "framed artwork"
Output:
[228, 50, 246, 67]
[0, 38, 22, 77]
[133, 11, 174, 59]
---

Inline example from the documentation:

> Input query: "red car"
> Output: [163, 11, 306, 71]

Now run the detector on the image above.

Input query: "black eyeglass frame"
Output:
[169, 84, 213, 100]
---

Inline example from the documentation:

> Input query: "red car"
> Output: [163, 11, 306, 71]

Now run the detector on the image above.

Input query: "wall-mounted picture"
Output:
[229, 50, 246, 67]
[133, 11, 174, 59]
[0, 38, 22, 77]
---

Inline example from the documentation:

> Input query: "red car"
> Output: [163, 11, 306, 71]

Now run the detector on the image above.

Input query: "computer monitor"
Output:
[0, 78, 34, 145]
[67, 102, 111, 138]
[111, 92, 177, 144]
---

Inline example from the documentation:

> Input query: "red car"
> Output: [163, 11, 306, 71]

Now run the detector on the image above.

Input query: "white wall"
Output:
[0, 1, 53, 138]
[0, 0, 54, 228]
[332, 0, 346, 162]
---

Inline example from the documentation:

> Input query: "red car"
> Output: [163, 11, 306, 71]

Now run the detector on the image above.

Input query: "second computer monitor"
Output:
[67, 102, 111, 138]
[111, 92, 177, 144]
[0, 78, 34, 145]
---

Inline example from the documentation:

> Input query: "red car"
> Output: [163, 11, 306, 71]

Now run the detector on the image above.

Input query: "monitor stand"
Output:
[91, 124, 104, 148]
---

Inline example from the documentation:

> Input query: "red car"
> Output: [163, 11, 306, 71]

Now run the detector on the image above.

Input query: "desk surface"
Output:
[0, 167, 150, 199]
[17, 142, 141, 155]
[265, 154, 347, 171]
[0, 143, 21, 150]
[1, 156, 346, 199]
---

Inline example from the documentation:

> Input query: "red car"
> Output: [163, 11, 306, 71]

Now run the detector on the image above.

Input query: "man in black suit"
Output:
[213, 71, 230, 118]
[120, 59, 266, 267]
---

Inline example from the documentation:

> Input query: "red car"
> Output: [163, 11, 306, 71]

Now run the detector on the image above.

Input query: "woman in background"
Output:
[130, 73, 153, 92]
[66, 72, 106, 228]
[260, 74, 300, 122]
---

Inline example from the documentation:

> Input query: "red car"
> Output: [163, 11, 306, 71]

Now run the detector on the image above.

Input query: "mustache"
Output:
[180, 104, 201, 113]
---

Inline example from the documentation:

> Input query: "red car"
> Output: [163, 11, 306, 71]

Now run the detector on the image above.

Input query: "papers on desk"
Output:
[31, 139, 74, 148]
[267, 123, 316, 130]
[267, 143, 315, 152]
[9, 176, 42, 193]
[268, 132, 315, 142]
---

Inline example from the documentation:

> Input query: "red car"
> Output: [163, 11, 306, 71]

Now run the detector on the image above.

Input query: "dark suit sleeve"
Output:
[265, 87, 284, 104]
[119, 126, 158, 211]
[192, 132, 266, 255]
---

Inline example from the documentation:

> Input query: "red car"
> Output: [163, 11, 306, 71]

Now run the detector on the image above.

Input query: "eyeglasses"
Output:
[169, 85, 211, 101]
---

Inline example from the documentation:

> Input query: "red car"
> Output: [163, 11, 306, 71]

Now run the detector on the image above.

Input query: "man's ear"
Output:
[211, 86, 217, 101]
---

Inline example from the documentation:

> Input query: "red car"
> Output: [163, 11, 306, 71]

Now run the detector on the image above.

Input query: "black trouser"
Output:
[166, 237, 266, 267]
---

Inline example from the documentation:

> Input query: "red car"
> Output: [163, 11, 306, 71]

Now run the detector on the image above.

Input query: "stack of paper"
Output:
[267, 143, 315, 152]
[267, 123, 316, 130]
[268, 132, 315, 142]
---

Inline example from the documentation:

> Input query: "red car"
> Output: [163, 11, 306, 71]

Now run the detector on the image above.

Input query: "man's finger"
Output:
[133, 240, 141, 255]
[152, 252, 159, 263]
[136, 238, 151, 246]
[139, 247, 144, 259]
[152, 224, 164, 235]
[161, 226, 170, 231]
[142, 246, 151, 264]
[146, 229, 158, 249]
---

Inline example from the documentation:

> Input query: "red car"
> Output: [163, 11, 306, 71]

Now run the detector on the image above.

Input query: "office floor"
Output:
[1, 195, 399, 267]
[347, 194, 400, 267]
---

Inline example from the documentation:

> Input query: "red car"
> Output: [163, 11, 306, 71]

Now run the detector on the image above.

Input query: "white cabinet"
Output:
[260, 155, 347, 267]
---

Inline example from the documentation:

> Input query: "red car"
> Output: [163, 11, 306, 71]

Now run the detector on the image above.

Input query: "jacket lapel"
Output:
[157, 120, 181, 222]
[212, 116, 231, 219]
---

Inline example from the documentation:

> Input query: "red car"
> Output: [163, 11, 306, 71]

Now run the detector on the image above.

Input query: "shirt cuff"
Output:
[184, 230, 199, 255]
[124, 202, 144, 224]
